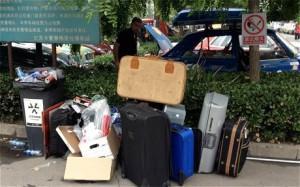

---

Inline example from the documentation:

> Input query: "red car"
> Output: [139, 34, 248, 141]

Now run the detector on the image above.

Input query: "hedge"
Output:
[0, 71, 22, 122]
[1, 65, 300, 143]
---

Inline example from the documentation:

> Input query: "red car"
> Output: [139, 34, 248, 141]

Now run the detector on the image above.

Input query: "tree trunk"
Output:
[248, 0, 260, 82]
[8, 42, 13, 79]
[52, 44, 57, 67]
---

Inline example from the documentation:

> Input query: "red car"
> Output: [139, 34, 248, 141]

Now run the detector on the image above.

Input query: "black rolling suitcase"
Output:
[120, 104, 170, 187]
[216, 118, 249, 177]
[192, 128, 202, 173]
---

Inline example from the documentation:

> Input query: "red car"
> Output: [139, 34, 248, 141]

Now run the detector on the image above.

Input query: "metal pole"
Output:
[247, 156, 300, 164]
[248, 0, 260, 82]
[35, 43, 42, 66]
[52, 44, 57, 67]
[8, 42, 14, 78]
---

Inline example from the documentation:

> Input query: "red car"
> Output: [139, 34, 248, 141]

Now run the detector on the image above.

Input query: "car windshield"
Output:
[276, 32, 298, 55]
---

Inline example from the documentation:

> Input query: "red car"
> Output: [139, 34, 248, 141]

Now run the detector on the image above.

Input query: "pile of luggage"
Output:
[40, 56, 249, 186]
[117, 56, 249, 186]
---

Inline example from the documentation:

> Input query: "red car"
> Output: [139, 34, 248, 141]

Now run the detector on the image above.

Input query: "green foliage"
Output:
[154, 0, 248, 21]
[260, 0, 300, 21]
[63, 67, 122, 106]
[138, 42, 160, 56]
[52, 0, 149, 38]
[184, 67, 300, 143]
[65, 66, 300, 143]
[1, 67, 300, 143]
[92, 54, 115, 70]
[168, 35, 184, 42]
[0, 72, 21, 123]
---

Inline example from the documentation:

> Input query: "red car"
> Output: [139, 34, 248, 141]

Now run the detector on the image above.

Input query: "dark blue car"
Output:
[145, 9, 300, 72]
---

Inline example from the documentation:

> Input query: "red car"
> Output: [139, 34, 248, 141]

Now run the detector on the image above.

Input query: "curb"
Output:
[0, 122, 299, 160]
[248, 142, 300, 160]
[0, 121, 27, 138]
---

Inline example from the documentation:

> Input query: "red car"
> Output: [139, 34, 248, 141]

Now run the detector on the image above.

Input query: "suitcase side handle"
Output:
[126, 112, 137, 120]
[203, 133, 216, 149]
[165, 61, 174, 74]
[130, 56, 139, 69]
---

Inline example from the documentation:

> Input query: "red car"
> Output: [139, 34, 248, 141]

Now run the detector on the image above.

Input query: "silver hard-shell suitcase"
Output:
[197, 92, 229, 173]
[163, 104, 186, 125]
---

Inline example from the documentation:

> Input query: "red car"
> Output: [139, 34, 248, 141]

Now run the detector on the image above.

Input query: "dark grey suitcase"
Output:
[120, 104, 170, 187]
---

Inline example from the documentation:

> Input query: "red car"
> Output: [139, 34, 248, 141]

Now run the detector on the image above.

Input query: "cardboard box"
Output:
[56, 126, 120, 181]
[56, 126, 80, 154]
[64, 153, 116, 181]
[79, 136, 114, 158]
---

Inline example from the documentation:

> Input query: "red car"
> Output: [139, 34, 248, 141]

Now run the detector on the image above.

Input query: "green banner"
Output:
[0, 0, 100, 44]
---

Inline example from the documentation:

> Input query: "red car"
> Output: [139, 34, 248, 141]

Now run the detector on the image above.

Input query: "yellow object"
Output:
[117, 56, 187, 105]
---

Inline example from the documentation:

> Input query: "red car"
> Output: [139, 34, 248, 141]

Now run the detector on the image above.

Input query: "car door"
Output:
[163, 29, 240, 71]
[239, 31, 299, 72]
[198, 33, 240, 72]
[144, 24, 174, 55]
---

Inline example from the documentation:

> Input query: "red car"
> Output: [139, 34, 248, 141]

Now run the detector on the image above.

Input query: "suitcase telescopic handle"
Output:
[203, 133, 217, 149]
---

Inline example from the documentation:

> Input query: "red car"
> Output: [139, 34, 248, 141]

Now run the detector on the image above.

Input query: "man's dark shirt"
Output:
[116, 28, 137, 60]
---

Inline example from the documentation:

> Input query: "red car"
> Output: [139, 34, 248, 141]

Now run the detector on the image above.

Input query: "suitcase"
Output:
[170, 124, 194, 186]
[164, 104, 186, 125]
[216, 118, 249, 177]
[42, 102, 64, 158]
[192, 128, 202, 173]
[197, 92, 229, 173]
[44, 104, 81, 158]
[117, 56, 186, 105]
[120, 104, 170, 187]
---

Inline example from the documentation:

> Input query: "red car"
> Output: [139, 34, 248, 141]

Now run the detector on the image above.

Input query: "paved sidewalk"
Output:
[1, 122, 300, 161]
[0, 140, 299, 187]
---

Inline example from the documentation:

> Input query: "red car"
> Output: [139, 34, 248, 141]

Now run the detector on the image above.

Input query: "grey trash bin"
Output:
[15, 77, 65, 155]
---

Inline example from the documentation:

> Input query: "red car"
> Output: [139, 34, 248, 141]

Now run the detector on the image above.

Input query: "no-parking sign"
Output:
[242, 13, 267, 45]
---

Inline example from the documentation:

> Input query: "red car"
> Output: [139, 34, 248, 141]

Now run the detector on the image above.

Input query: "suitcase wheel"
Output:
[121, 172, 126, 179]
[162, 181, 170, 187]
[179, 171, 185, 186]
[121, 162, 126, 179]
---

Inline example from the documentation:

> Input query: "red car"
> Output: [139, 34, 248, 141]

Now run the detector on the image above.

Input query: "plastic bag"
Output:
[111, 107, 122, 136]
[80, 97, 111, 140]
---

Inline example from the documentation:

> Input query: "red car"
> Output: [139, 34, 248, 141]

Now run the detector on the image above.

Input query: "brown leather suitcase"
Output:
[216, 118, 249, 177]
[117, 56, 186, 105]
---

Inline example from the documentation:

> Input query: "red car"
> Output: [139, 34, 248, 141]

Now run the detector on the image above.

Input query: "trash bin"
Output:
[14, 68, 65, 155]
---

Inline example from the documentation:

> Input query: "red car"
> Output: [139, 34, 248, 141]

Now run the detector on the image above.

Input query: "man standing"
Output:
[113, 17, 143, 68]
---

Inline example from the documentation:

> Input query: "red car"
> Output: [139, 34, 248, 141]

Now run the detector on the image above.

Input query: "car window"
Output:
[239, 35, 288, 60]
[211, 35, 231, 47]
[193, 35, 234, 59]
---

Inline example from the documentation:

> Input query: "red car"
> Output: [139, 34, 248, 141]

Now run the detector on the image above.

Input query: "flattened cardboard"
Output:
[56, 126, 80, 154]
[64, 153, 116, 181]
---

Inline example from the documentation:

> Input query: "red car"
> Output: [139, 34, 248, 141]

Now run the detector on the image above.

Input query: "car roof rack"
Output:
[173, 8, 245, 26]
